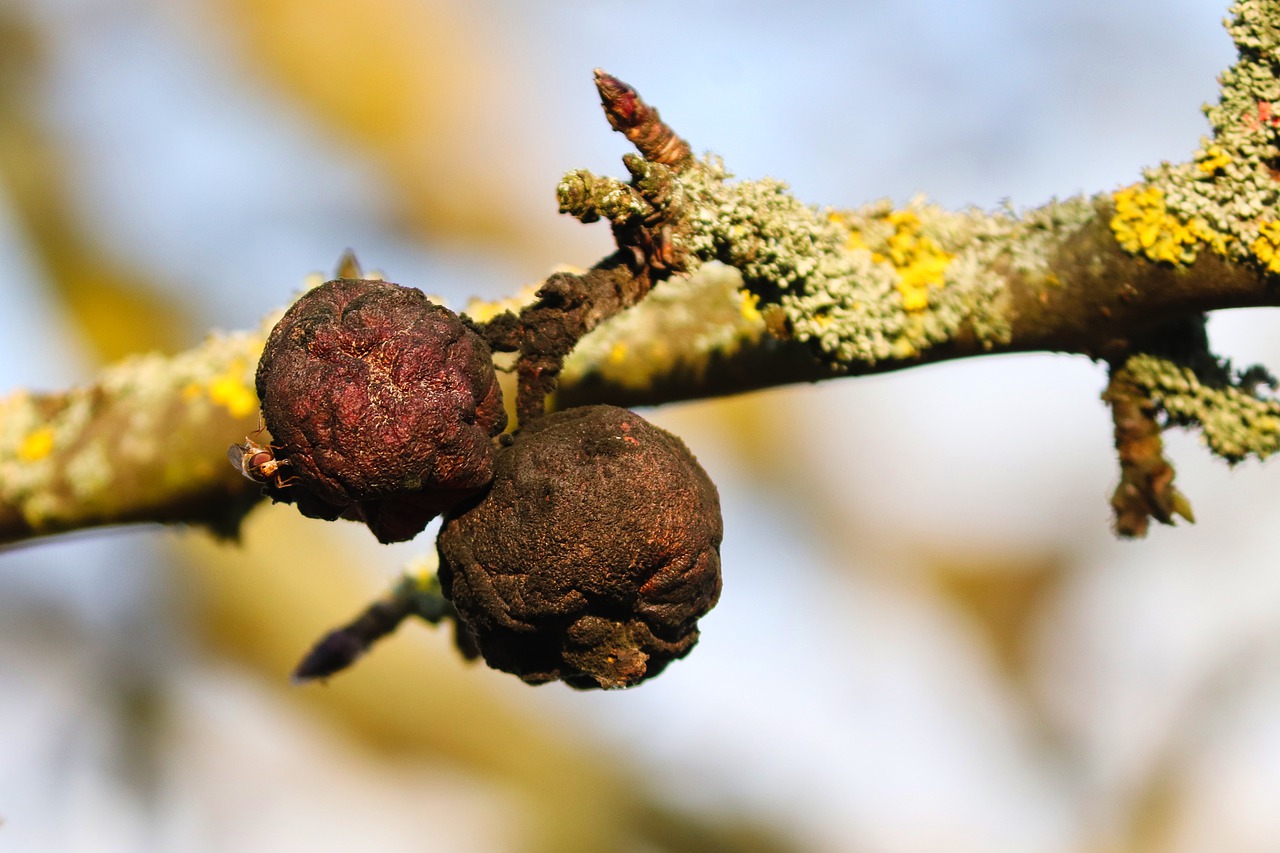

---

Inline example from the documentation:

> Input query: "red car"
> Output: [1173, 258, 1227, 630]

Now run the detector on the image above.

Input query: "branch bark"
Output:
[557, 201, 1271, 408]
[0, 325, 271, 545]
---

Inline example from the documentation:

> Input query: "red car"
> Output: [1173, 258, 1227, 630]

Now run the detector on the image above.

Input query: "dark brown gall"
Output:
[255, 278, 507, 542]
[437, 405, 722, 689]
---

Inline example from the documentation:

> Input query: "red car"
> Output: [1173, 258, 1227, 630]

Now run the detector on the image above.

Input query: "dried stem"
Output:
[1104, 365, 1195, 538]
[476, 70, 699, 425]
[479, 260, 654, 425]
[292, 570, 468, 683]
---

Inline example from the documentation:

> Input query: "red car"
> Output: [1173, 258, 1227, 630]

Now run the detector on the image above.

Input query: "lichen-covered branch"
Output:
[1120, 351, 1280, 463]
[557, 194, 1270, 407]
[552, 1, 1280, 406]
[0, 321, 274, 544]
[1101, 316, 1280, 537]
[5, 1, 1280, 546]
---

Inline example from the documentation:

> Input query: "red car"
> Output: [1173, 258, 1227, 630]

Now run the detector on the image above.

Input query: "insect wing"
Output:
[227, 443, 253, 480]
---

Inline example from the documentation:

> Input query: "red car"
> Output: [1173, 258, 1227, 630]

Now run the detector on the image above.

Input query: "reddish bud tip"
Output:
[594, 68, 640, 131]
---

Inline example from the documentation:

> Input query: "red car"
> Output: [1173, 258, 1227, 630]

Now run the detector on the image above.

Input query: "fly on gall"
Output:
[228, 425, 293, 489]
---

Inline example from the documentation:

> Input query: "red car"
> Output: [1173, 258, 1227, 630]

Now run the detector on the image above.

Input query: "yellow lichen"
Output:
[877, 210, 952, 313]
[1190, 217, 1233, 257]
[1196, 144, 1232, 174]
[890, 337, 917, 359]
[1252, 220, 1280, 274]
[842, 209, 952, 312]
[17, 426, 55, 462]
[207, 360, 258, 419]
[738, 289, 762, 324]
[1110, 184, 1205, 265]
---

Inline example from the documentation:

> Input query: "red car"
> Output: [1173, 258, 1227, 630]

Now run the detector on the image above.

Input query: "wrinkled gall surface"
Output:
[437, 405, 723, 689]
[256, 278, 507, 543]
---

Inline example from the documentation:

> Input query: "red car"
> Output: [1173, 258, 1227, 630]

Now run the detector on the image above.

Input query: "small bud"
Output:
[437, 405, 722, 689]
[593, 69, 693, 170]
[256, 278, 507, 542]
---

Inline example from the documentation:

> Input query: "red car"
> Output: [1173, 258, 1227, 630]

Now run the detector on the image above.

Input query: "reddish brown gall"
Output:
[255, 278, 507, 542]
[437, 405, 722, 689]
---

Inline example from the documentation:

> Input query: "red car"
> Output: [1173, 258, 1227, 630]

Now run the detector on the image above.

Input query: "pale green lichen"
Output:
[1122, 352, 1280, 463]
[0, 321, 272, 535]
[675, 158, 1024, 364]
[562, 262, 766, 391]
[65, 442, 112, 503]
[1110, 1, 1280, 271]
[0, 387, 95, 516]
[557, 169, 654, 224]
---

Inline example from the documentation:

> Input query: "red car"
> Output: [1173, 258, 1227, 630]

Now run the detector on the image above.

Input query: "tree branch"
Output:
[0, 322, 273, 545]
[556, 199, 1271, 408]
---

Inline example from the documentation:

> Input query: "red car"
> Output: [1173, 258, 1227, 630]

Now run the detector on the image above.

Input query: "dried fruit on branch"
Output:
[437, 405, 722, 689]
[255, 278, 507, 543]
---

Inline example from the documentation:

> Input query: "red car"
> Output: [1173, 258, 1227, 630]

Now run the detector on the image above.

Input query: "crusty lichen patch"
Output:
[1121, 352, 1280, 463]
[1109, 0, 1280, 272]
[1110, 184, 1224, 264]
[675, 158, 1025, 365]
[562, 262, 766, 392]
[843, 206, 953, 313]
[0, 325, 270, 535]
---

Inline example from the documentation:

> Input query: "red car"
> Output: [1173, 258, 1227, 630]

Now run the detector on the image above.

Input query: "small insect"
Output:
[228, 423, 294, 488]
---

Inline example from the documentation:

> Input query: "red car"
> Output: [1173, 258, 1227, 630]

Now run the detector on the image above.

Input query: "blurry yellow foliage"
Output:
[929, 553, 1063, 687]
[58, 265, 195, 359]
[0, 10, 195, 361]
[17, 425, 54, 462]
[214, 0, 545, 257]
